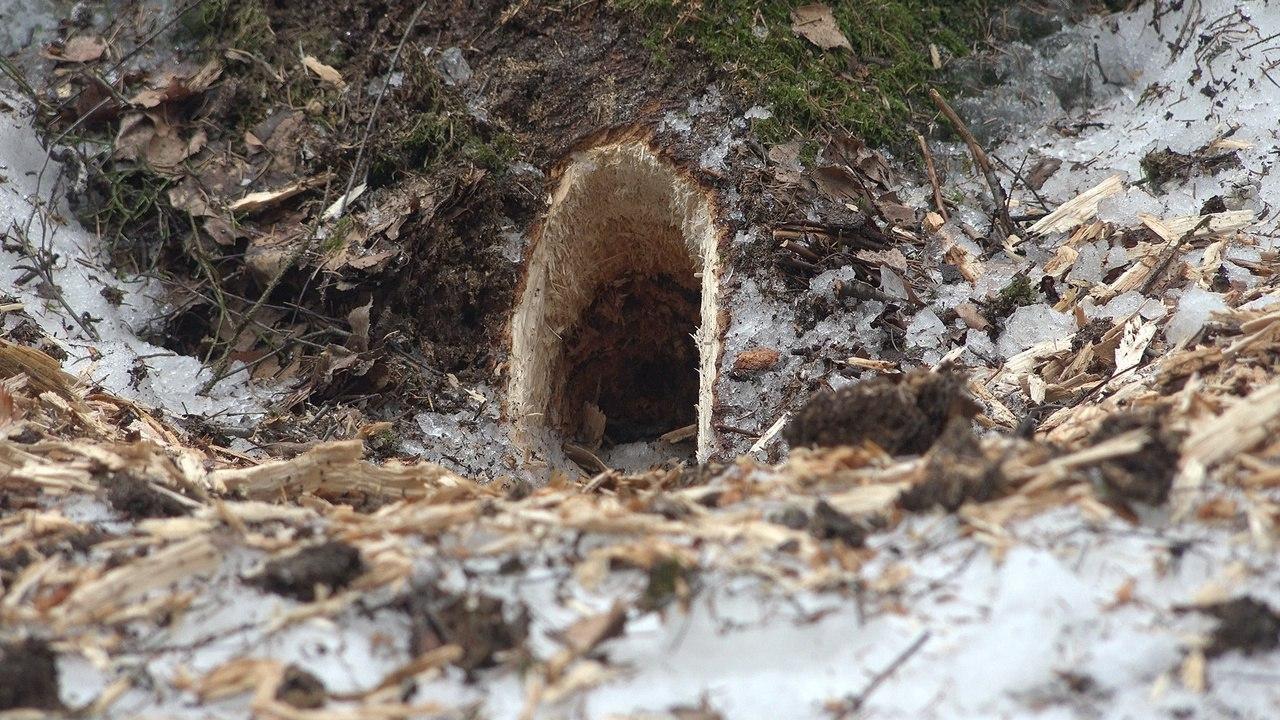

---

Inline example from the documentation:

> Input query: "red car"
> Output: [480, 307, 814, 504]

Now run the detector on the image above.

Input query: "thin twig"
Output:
[915, 131, 948, 221]
[198, 178, 334, 394]
[841, 631, 931, 715]
[199, 2, 429, 392]
[8, 222, 101, 341]
[1139, 215, 1213, 294]
[927, 88, 1016, 241]
[337, 0, 430, 219]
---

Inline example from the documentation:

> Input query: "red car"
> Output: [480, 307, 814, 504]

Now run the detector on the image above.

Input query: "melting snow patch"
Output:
[0, 98, 275, 420]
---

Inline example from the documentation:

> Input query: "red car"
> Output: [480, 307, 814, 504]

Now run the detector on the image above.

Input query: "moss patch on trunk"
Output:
[614, 0, 994, 146]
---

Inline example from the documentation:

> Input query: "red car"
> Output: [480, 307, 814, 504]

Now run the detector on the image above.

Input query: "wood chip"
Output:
[1028, 175, 1125, 235]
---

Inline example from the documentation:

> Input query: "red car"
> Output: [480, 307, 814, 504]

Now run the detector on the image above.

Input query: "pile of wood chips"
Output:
[3, 187, 1280, 716]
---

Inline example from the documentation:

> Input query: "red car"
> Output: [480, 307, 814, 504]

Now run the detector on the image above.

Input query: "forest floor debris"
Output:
[4, 0, 1280, 718]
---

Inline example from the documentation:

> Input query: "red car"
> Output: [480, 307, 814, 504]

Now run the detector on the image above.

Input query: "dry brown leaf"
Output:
[43, 35, 107, 63]
[228, 182, 308, 214]
[733, 347, 781, 374]
[347, 300, 373, 352]
[130, 60, 222, 108]
[955, 302, 990, 331]
[555, 603, 627, 655]
[790, 4, 852, 51]
[302, 55, 345, 87]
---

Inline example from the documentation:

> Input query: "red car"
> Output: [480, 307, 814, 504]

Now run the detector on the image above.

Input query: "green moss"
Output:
[987, 273, 1038, 319]
[322, 215, 354, 253]
[613, 0, 991, 146]
[85, 165, 179, 267]
[366, 55, 518, 185]
[641, 556, 692, 611]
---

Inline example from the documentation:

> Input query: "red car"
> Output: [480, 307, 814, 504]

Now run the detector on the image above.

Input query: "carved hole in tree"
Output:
[554, 271, 700, 446]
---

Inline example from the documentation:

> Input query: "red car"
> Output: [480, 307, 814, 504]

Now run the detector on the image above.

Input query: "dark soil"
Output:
[401, 586, 530, 674]
[556, 273, 701, 443]
[1088, 408, 1182, 506]
[1140, 146, 1241, 193]
[1200, 597, 1280, 658]
[103, 472, 190, 519]
[900, 418, 1005, 512]
[0, 638, 61, 711]
[275, 665, 327, 709]
[0, 527, 112, 587]
[808, 499, 866, 547]
[252, 541, 365, 602]
[784, 369, 979, 455]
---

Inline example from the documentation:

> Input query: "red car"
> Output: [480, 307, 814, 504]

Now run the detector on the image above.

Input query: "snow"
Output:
[0, 98, 275, 421]
[59, 498, 1280, 720]
[906, 308, 946, 349]
[434, 47, 472, 86]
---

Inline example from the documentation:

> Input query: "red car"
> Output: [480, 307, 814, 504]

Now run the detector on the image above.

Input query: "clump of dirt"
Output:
[1198, 597, 1280, 657]
[900, 419, 1005, 512]
[252, 541, 365, 602]
[784, 369, 979, 455]
[401, 586, 530, 674]
[1140, 146, 1241, 192]
[0, 638, 61, 711]
[808, 500, 866, 547]
[275, 665, 327, 709]
[1, 527, 113, 587]
[1088, 408, 1182, 506]
[102, 472, 189, 519]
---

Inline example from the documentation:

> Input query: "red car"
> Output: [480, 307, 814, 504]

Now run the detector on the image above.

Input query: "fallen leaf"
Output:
[813, 165, 865, 204]
[855, 247, 909, 271]
[1027, 157, 1063, 191]
[555, 604, 627, 655]
[303, 56, 345, 88]
[130, 59, 223, 108]
[955, 302, 990, 331]
[323, 183, 366, 220]
[112, 112, 205, 172]
[347, 300, 372, 353]
[229, 182, 308, 214]
[579, 402, 606, 448]
[733, 347, 781, 374]
[790, 4, 852, 51]
[43, 35, 107, 63]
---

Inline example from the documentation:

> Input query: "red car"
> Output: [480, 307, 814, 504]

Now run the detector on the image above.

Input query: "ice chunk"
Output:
[996, 304, 1075, 358]
[435, 47, 472, 86]
[1242, 294, 1280, 311]
[965, 329, 996, 364]
[1099, 290, 1144, 319]
[1067, 241, 1106, 284]
[1104, 244, 1129, 271]
[808, 267, 857, 301]
[880, 267, 909, 300]
[906, 308, 946, 350]
[1164, 288, 1227, 345]
[1097, 187, 1164, 225]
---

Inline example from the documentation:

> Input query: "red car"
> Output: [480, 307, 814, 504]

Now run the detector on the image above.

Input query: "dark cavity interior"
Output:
[556, 272, 700, 445]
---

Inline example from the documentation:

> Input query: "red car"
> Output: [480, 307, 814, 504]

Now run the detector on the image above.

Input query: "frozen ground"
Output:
[33, 492, 1280, 720]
